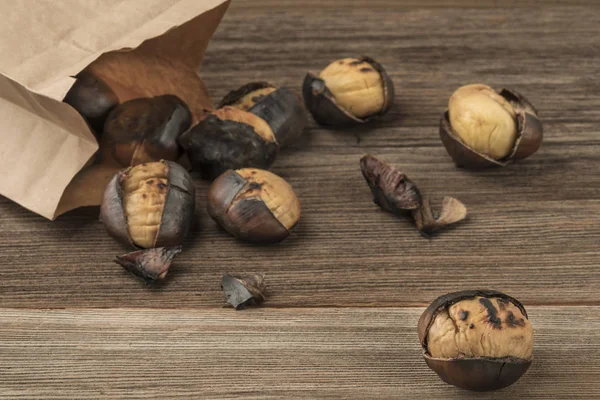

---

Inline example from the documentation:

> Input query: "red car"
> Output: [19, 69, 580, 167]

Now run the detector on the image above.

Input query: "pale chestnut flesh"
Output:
[427, 296, 533, 360]
[448, 84, 518, 160]
[319, 58, 385, 118]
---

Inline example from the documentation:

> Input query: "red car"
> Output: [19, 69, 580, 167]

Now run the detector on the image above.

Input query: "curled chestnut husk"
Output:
[219, 82, 307, 147]
[418, 290, 533, 391]
[221, 273, 266, 310]
[208, 168, 300, 244]
[302, 56, 394, 127]
[63, 71, 119, 135]
[179, 107, 279, 180]
[440, 84, 543, 168]
[360, 155, 466, 236]
[102, 95, 192, 167]
[100, 160, 195, 282]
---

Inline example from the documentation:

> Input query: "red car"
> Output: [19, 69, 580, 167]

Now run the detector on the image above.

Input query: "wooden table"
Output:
[1, 1, 599, 398]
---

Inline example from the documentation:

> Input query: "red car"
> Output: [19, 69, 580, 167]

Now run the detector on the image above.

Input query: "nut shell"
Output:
[103, 95, 192, 167]
[207, 169, 300, 244]
[440, 87, 543, 168]
[302, 56, 394, 127]
[100, 160, 195, 249]
[218, 82, 275, 109]
[179, 107, 279, 180]
[418, 290, 532, 391]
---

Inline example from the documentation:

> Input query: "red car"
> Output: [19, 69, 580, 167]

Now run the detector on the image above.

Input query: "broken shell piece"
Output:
[116, 246, 182, 283]
[221, 273, 266, 310]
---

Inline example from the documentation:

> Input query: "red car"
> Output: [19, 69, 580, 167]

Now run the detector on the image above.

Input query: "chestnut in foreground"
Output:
[418, 290, 533, 391]
[440, 84, 543, 168]
[103, 95, 192, 167]
[219, 82, 307, 147]
[208, 168, 300, 244]
[179, 107, 279, 180]
[303, 56, 394, 127]
[221, 273, 266, 310]
[100, 160, 195, 282]
[63, 71, 119, 135]
[360, 155, 466, 236]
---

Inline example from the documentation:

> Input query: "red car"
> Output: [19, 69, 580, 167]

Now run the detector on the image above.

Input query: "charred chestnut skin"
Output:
[440, 87, 543, 168]
[100, 160, 195, 249]
[63, 71, 119, 135]
[220, 82, 308, 147]
[102, 95, 192, 167]
[179, 108, 279, 180]
[302, 56, 394, 128]
[207, 169, 300, 244]
[418, 290, 532, 392]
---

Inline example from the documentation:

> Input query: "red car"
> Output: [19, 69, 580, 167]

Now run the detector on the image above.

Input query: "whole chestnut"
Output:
[207, 168, 300, 244]
[418, 290, 533, 391]
[100, 160, 195, 282]
[102, 95, 192, 167]
[179, 107, 279, 180]
[63, 71, 119, 135]
[303, 56, 394, 127]
[440, 84, 543, 168]
[219, 82, 307, 147]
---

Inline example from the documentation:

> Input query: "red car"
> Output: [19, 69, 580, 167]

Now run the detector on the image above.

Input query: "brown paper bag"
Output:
[0, 0, 230, 220]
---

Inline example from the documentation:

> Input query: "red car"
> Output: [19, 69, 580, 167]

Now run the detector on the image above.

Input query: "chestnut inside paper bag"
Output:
[0, 0, 230, 220]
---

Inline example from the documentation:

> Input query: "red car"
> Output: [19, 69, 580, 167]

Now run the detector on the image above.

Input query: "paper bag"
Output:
[0, 0, 230, 220]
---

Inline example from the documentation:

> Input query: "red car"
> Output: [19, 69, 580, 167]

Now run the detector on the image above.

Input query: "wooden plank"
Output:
[0, 306, 598, 399]
[1, 2, 599, 308]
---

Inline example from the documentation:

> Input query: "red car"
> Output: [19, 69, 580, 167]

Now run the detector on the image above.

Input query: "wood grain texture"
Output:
[0, 306, 598, 399]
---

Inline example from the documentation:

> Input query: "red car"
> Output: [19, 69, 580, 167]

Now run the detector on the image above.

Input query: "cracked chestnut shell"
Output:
[102, 95, 192, 167]
[207, 168, 300, 244]
[303, 56, 394, 127]
[63, 71, 119, 135]
[440, 84, 543, 168]
[418, 290, 533, 391]
[219, 82, 307, 147]
[179, 107, 279, 180]
[100, 160, 195, 282]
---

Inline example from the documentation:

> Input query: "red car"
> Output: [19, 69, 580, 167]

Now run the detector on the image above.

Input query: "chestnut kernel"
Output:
[360, 155, 466, 236]
[63, 71, 119, 135]
[303, 56, 394, 127]
[440, 84, 543, 168]
[207, 168, 300, 244]
[103, 95, 192, 167]
[220, 82, 307, 147]
[100, 160, 195, 282]
[179, 107, 279, 180]
[221, 273, 266, 310]
[418, 290, 533, 391]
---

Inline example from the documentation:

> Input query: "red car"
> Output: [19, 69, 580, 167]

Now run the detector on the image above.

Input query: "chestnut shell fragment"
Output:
[440, 88, 543, 168]
[418, 290, 532, 392]
[221, 273, 266, 310]
[103, 95, 192, 167]
[116, 246, 182, 283]
[302, 56, 394, 127]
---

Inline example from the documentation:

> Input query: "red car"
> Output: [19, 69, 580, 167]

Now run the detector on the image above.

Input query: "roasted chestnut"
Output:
[440, 84, 543, 168]
[102, 95, 192, 167]
[360, 155, 466, 236]
[418, 290, 533, 391]
[303, 56, 394, 127]
[219, 82, 307, 147]
[179, 107, 279, 180]
[100, 160, 195, 282]
[207, 168, 300, 244]
[63, 70, 119, 135]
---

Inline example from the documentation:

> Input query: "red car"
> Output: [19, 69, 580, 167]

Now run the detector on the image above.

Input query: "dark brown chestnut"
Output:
[303, 56, 394, 127]
[221, 273, 266, 310]
[418, 290, 533, 391]
[207, 168, 300, 244]
[102, 95, 192, 167]
[219, 82, 307, 147]
[100, 160, 195, 282]
[179, 107, 279, 180]
[440, 84, 543, 168]
[63, 70, 119, 135]
[360, 154, 466, 236]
